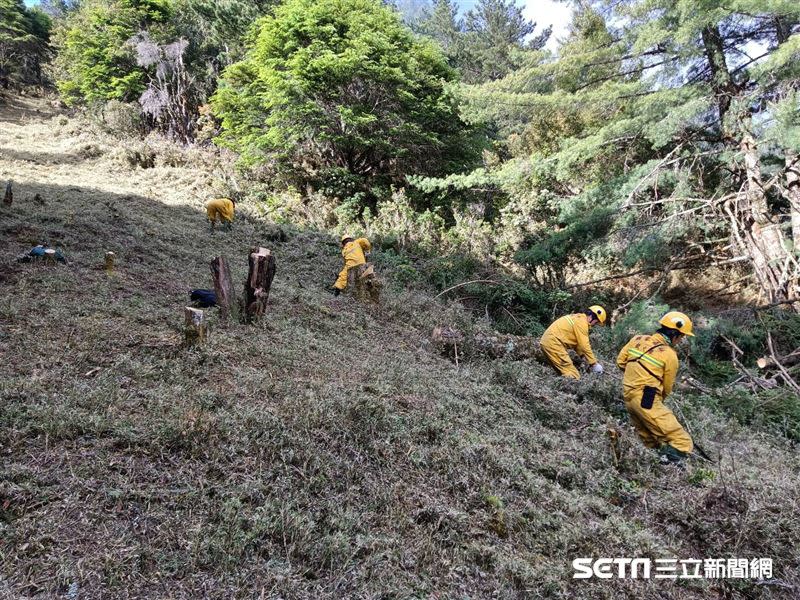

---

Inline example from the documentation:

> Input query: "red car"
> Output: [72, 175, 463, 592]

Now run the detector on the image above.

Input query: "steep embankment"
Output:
[1, 100, 799, 599]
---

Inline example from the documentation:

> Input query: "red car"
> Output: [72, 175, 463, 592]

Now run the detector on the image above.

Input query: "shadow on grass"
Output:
[0, 147, 87, 166]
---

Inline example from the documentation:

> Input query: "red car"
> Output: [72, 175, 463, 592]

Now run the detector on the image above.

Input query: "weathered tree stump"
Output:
[211, 256, 236, 321]
[184, 307, 207, 345]
[244, 247, 276, 322]
[105, 251, 116, 273]
[43, 248, 57, 264]
[3, 181, 11, 206]
[347, 263, 381, 303]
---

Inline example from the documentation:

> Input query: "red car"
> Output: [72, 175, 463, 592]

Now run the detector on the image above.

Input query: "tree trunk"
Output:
[786, 152, 800, 253]
[244, 247, 276, 322]
[184, 307, 207, 346]
[731, 130, 799, 303]
[347, 263, 380, 303]
[3, 181, 11, 206]
[211, 256, 237, 321]
[700, 23, 798, 305]
[701, 25, 735, 125]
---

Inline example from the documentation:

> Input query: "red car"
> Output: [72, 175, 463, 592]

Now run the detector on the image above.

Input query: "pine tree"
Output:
[54, 0, 172, 105]
[212, 0, 479, 209]
[0, 0, 51, 89]
[461, 0, 549, 83]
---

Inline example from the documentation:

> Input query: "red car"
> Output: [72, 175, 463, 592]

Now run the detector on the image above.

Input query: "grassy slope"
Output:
[1, 100, 799, 599]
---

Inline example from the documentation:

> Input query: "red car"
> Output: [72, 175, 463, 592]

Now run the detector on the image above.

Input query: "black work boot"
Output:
[658, 444, 689, 466]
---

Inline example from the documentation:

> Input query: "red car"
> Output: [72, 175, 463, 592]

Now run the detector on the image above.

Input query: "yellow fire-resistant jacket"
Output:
[334, 238, 372, 290]
[616, 332, 691, 453]
[206, 198, 235, 223]
[542, 313, 598, 365]
[616, 333, 678, 400]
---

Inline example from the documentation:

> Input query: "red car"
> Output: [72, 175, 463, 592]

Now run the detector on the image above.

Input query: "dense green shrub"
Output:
[211, 0, 480, 209]
[0, 0, 51, 88]
[54, 0, 172, 105]
[515, 206, 615, 288]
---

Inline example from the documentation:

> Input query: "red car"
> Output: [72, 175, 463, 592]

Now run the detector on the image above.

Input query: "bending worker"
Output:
[540, 306, 606, 379]
[616, 311, 695, 463]
[331, 235, 371, 296]
[205, 197, 235, 230]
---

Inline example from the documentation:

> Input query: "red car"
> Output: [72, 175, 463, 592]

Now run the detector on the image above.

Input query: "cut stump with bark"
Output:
[245, 247, 276, 322]
[347, 263, 381, 303]
[184, 307, 207, 346]
[211, 256, 237, 321]
[105, 251, 116, 273]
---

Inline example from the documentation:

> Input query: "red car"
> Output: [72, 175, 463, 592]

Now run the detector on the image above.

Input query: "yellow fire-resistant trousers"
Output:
[334, 265, 353, 290]
[540, 333, 580, 379]
[206, 198, 235, 223]
[623, 387, 693, 453]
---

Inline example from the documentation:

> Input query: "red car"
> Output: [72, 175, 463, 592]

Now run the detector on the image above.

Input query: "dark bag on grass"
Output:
[190, 289, 217, 307]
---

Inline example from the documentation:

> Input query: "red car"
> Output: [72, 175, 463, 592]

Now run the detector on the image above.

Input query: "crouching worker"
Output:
[617, 311, 695, 464]
[540, 306, 606, 379]
[205, 197, 235, 231]
[330, 235, 371, 296]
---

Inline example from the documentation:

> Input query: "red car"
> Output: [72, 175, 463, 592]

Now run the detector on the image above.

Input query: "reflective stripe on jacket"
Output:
[616, 333, 679, 399]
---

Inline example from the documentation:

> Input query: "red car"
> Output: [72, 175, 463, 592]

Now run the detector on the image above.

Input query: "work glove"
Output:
[591, 362, 604, 374]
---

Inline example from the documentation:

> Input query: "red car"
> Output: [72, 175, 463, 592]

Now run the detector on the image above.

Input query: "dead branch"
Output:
[433, 280, 499, 299]
[766, 333, 800, 394]
[756, 349, 800, 370]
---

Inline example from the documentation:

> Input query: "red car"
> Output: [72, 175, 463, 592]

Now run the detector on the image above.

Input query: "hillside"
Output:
[1, 100, 800, 599]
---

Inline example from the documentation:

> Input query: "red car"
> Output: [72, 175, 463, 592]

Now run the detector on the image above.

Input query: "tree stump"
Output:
[184, 307, 207, 345]
[3, 181, 11, 206]
[244, 247, 276, 322]
[105, 251, 116, 273]
[347, 263, 381, 303]
[43, 248, 57, 264]
[211, 256, 237, 321]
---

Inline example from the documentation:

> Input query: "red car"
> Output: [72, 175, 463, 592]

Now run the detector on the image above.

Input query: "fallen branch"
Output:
[567, 255, 750, 289]
[766, 333, 800, 394]
[434, 280, 499, 300]
[756, 349, 800, 370]
[432, 326, 543, 362]
[721, 335, 777, 391]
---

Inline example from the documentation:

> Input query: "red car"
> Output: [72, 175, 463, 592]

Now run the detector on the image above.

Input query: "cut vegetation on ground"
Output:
[1, 101, 799, 599]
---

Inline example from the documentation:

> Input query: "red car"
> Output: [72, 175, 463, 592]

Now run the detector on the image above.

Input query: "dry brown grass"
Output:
[1, 100, 799, 599]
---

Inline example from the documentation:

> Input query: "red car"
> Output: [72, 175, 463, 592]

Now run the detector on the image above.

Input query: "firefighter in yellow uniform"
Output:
[540, 306, 607, 379]
[205, 197, 236, 230]
[617, 311, 695, 463]
[331, 235, 372, 296]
